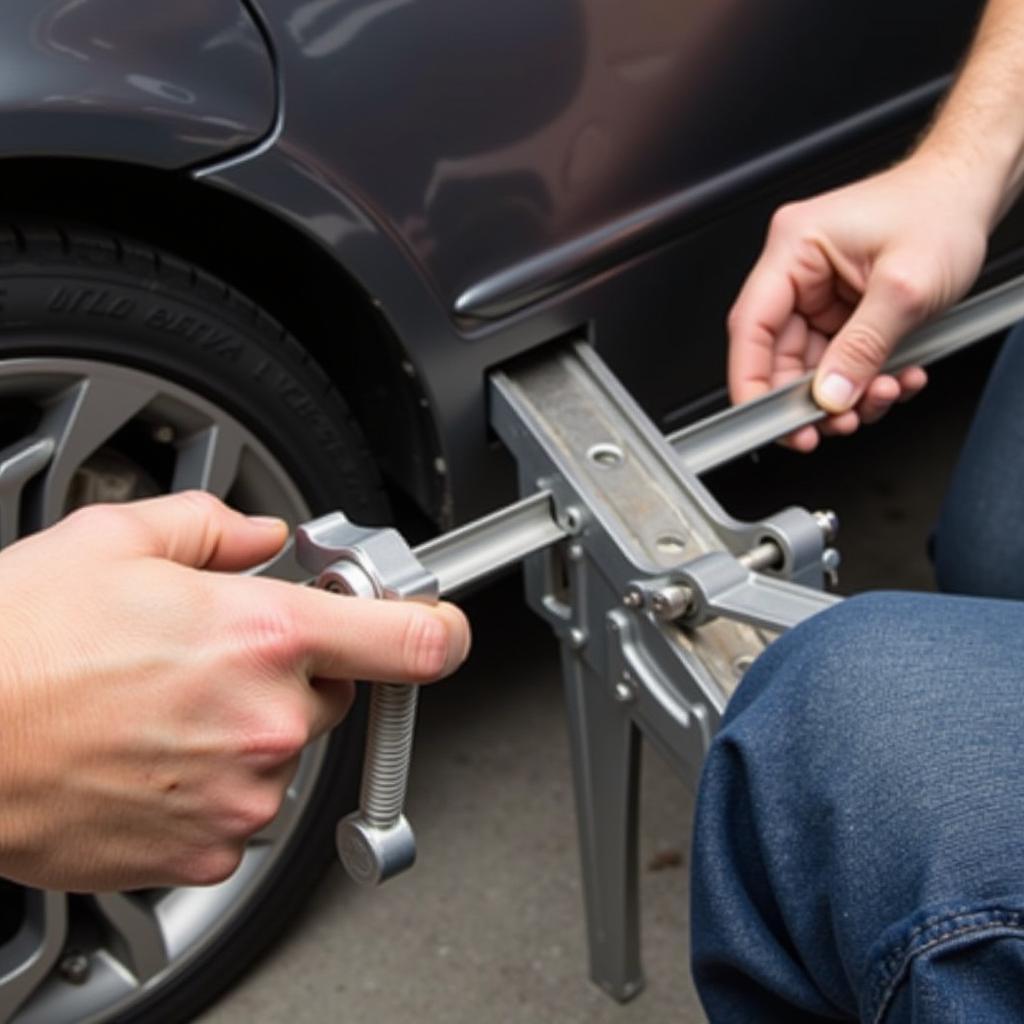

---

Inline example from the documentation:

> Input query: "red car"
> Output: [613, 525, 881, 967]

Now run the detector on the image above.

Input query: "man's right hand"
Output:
[0, 492, 470, 893]
[727, 153, 990, 450]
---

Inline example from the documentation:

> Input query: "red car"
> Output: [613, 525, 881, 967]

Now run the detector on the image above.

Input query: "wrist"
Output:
[0, 616, 45, 869]
[900, 142, 1012, 235]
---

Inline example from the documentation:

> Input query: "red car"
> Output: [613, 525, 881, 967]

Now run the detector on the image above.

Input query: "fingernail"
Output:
[816, 373, 856, 411]
[248, 515, 287, 531]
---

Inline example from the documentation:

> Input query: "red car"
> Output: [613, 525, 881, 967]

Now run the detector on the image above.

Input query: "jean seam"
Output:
[869, 907, 1024, 1024]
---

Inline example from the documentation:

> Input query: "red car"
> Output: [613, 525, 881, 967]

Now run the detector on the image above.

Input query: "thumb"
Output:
[125, 491, 288, 570]
[812, 264, 929, 413]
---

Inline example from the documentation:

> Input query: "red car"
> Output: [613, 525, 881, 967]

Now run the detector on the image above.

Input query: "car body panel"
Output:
[203, 0, 988, 520]
[0, 0, 275, 167]
[235, 0, 978, 313]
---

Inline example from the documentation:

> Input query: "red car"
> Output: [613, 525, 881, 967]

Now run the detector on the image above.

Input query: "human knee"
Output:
[724, 591, 927, 734]
[720, 589, 1024, 795]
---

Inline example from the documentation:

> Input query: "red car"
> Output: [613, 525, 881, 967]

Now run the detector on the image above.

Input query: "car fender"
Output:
[0, 0, 276, 168]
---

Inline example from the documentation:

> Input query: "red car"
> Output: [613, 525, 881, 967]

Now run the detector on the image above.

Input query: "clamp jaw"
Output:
[296, 513, 438, 602]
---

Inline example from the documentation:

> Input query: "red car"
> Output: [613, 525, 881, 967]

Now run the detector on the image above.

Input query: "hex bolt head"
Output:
[560, 505, 584, 534]
[336, 813, 417, 887]
[567, 542, 584, 562]
[568, 627, 587, 650]
[814, 509, 840, 543]
[648, 583, 694, 621]
[614, 673, 636, 703]
[622, 587, 644, 609]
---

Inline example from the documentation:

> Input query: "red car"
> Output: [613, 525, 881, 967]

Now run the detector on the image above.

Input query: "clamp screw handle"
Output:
[336, 679, 418, 885]
[296, 513, 438, 886]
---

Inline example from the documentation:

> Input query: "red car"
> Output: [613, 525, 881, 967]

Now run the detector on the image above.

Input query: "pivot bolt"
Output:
[649, 583, 694, 621]
[560, 505, 584, 534]
[814, 509, 840, 543]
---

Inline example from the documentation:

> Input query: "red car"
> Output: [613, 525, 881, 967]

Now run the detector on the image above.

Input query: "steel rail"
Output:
[414, 490, 566, 595]
[667, 272, 1024, 474]
[308, 276, 1024, 601]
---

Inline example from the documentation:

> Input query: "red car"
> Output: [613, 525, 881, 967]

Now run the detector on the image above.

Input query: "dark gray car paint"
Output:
[0, 0, 997, 523]
[202, 0, 986, 521]
[0, 0, 275, 167]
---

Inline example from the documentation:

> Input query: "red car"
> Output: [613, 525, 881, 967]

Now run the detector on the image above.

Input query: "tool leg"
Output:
[560, 644, 643, 1002]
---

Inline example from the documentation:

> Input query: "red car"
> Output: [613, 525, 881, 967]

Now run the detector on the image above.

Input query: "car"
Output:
[0, 1, 1015, 1021]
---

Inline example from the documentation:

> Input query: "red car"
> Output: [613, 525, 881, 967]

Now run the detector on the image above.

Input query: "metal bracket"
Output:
[489, 344, 821, 999]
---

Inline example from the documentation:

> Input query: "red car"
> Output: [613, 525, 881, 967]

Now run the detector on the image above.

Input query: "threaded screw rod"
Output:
[360, 683, 417, 828]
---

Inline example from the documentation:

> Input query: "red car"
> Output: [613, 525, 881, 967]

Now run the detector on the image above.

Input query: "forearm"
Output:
[914, 0, 1024, 229]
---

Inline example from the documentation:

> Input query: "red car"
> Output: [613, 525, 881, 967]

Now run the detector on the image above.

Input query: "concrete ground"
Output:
[199, 341, 998, 1024]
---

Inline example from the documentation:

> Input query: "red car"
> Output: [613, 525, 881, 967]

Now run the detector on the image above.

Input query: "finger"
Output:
[780, 425, 820, 453]
[727, 253, 799, 404]
[858, 375, 901, 425]
[812, 259, 930, 413]
[280, 586, 472, 684]
[818, 410, 860, 436]
[770, 315, 818, 387]
[806, 294, 854, 337]
[897, 365, 928, 401]
[306, 678, 357, 737]
[125, 492, 288, 570]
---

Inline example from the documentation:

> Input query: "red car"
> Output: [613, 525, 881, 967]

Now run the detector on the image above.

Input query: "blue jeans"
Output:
[690, 327, 1024, 1023]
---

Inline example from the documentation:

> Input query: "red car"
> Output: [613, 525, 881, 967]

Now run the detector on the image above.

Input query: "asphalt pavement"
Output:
[199, 340, 997, 1024]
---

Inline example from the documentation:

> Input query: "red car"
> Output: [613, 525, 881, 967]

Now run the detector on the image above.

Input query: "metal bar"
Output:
[414, 490, 565, 595]
[668, 272, 1024, 474]
[704, 572, 842, 632]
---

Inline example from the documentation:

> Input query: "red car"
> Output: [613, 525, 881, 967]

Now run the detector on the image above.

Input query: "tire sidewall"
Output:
[0, 246, 381, 1022]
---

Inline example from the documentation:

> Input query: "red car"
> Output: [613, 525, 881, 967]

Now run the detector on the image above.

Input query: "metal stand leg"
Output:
[560, 645, 644, 1002]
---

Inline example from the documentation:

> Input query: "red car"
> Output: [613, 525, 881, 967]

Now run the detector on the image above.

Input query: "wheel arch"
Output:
[0, 0, 275, 169]
[0, 157, 448, 531]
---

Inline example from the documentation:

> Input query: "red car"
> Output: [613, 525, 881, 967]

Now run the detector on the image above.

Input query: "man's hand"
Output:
[0, 492, 470, 892]
[728, 154, 989, 450]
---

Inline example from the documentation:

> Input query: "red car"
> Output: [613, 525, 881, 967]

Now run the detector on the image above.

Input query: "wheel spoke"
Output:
[90, 893, 170, 985]
[0, 357, 327, 1022]
[250, 788, 304, 847]
[253, 535, 308, 583]
[0, 890, 68, 1023]
[33, 375, 156, 528]
[0, 437, 55, 547]
[171, 423, 245, 497]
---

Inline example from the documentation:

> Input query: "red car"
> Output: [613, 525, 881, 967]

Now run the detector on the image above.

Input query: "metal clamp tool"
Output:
[296, 272, 1024, 995]
[295, 518, 439, 885]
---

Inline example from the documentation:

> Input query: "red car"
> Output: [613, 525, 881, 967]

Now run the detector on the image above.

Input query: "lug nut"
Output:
[58, 951, 90, 985]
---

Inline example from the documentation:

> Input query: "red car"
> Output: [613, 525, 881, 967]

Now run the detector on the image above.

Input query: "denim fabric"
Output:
[936, 328, 1024, 598]
[690, 327, 1024, 1023]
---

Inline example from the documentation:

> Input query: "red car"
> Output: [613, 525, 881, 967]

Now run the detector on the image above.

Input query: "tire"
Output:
[0, 225, 387, 1023]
